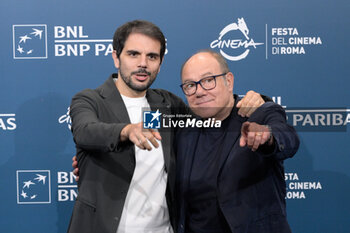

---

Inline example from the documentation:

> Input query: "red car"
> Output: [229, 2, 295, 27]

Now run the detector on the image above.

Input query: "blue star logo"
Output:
[143, 109, 161, 129]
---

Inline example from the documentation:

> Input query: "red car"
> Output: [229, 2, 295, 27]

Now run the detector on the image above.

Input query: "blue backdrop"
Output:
[1, 0, 349, 232]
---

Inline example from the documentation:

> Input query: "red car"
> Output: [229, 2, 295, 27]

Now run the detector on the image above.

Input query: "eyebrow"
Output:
[147, 52, 160, 57]
[182, 72, 215, 83]
[126, 50, 140, 54]
[125, 50, 160, 57]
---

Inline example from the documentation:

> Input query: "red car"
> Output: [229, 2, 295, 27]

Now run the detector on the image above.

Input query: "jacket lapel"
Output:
[98, 75, 131, 124]
[146, 89, 173, 173]
[180, 128, 201, 195]
[217, 97, 246, 172]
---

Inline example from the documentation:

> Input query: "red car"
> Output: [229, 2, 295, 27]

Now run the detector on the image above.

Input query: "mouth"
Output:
[194, 99, 214, 106]
[134, 73, 149, 82]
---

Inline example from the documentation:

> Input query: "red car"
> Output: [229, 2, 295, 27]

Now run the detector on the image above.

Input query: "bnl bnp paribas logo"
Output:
[16, 170, 51, 204]
[143, 110, 162, 129]
[16, 170, 78, 204]
[210, 18, 263, 61]
[12, 24, 168, 59]
[12, 24, 113, 59]
[12, 24, 48, 59]
[0, 113, 16, 130]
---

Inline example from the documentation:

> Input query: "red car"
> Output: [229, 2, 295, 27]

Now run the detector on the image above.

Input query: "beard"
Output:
[119, 67, 157, 92]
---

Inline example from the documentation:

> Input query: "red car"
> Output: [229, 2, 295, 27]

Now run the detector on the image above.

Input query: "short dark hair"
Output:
[181, 49, 230, 77]
[113, 20, 166, 62]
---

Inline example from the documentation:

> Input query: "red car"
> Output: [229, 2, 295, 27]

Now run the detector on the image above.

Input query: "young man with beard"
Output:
[68, 20, 265, 233]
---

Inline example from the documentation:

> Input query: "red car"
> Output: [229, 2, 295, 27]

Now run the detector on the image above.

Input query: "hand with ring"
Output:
[239, 122, 273, 151]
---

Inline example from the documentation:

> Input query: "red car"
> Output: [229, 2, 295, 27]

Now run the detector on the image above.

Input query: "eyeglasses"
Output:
[180, 73, 227, 96]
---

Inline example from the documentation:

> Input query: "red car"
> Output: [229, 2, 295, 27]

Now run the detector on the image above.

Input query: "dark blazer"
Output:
[67, 74, 187, 233]
[175, 98, 299, 233]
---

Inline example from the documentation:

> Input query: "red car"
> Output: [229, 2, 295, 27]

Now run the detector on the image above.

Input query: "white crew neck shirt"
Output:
[117, 94, 173, 233]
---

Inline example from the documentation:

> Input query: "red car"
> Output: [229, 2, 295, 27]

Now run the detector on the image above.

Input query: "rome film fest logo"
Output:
[210, 18, 263, 61]
[12, 24, 48, 59]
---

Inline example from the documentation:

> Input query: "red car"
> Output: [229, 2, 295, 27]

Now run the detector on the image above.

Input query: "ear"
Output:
[112, 50, 120, 69]
[225, 72, 234, 91]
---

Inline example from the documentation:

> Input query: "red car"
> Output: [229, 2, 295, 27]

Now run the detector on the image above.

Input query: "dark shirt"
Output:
[176, 96, 298, 233]
[185, 115, 233, 233]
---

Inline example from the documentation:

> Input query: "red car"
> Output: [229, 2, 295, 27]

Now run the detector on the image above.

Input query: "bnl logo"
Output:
[16, 170, 51, 204]
[12, 24, 48, 59]
[143, 109, 161, 129]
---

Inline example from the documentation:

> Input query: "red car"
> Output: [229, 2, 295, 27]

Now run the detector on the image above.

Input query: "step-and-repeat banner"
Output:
[1, 0, 349, 232]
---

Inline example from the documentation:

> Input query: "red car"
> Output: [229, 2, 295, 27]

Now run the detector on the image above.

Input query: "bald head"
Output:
[181, 49, 229, 78]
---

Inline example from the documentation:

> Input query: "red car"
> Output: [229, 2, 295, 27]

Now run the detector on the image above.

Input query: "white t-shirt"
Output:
[117, 94, 173, 233]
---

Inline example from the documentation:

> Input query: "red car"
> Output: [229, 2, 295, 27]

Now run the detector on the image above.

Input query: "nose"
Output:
[138, 55, 148, 68]
[195, 82, 207, 97]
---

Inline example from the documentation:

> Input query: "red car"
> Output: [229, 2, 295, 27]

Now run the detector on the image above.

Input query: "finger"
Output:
[237, 99, 248, 116]
[247, 90, 259, 102]
[247, 131, 256, 148]
[148, 137, 159, 148]
[241, 93, 264, 117]
[245, 96, 260, 109]
[261, 131, 270, 144]
[130, 134, 146, 150]
[252, 133, 262, 151]
[144, 131, 159, 148]
[239, 136, 247, 147]
[238, 92, 255, 116]
[139, 135, 152, 151]
[72, 155, 77, 162]
[73, 167, 79, 176]
[236, 99, 242, 108]
[238, 107, 247, 117]
[243, 91, 255, 104]
[72, 160, 78, 169]
[73, 168, 79, 182]
[150, 129, 162, 140]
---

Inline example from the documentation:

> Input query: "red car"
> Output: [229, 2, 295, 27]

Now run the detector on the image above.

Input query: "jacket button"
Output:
[279, 144, 285, 151]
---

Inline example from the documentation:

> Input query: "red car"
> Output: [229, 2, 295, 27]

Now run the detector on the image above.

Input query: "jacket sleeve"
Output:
[70, 90, 128, 152]
[249, 102, 300, 160]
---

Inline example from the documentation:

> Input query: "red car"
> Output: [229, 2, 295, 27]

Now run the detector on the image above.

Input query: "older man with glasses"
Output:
[175, 49, 299, 233]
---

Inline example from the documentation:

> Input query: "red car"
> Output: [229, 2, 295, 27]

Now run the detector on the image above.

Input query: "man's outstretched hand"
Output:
[240, 122, 273, 151]
[120, 122, 162, 151]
